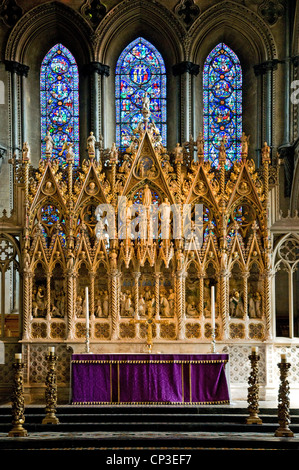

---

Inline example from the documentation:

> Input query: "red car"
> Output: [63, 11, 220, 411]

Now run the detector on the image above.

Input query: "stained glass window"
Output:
[115, 37, 167, 150]
[203, 43, 242, 168]
[40, 44, 79, 166]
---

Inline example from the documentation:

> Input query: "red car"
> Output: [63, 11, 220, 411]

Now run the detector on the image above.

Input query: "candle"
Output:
[85, 286, 89, 330]
[252, 347, 258, 354]
[281, 354, 287, 363]
[211, 285, 215, 329]
[48, 347, 55, 354]
[15, 353, 22, 362]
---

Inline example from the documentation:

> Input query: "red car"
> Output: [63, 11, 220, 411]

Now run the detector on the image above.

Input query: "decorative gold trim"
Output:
[181, 363, 184, 403]
[71, 359, 228, 364]
[71, 400, 230, 405]
[110, 362, 112, 403]
[189, 362, 192, 402]
[117, 362, 120, 403]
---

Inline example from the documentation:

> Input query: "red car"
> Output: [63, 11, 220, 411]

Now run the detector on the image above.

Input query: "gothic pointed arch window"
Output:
[203, 43, 242, 168]
[40, 43, 79, 166]
[115, 37, 167, 150]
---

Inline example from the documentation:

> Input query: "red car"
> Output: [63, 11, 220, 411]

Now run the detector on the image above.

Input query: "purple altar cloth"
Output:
[71, 354, 229, 405]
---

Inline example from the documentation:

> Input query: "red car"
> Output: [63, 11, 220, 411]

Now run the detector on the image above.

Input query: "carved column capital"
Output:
[83, 61, 110, 77]
[4, 60, 29, 77]
[172, 61, 199, 76]
[254, 59, 280, 76]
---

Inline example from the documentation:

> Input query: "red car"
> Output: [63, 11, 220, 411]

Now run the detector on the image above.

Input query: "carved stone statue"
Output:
[142, 184, 152, 207]
[87, 131, 96, 156]
[142, 92, 150, 117]
[102, 291, 109, 317]
[241, 132, 250, 155]
[168, 289, 175, 314]
[45, 131, 54, 155]
[22, 141, 30, 162]
[174, 143, 183, 162]
[196, 132, 204, 155]
[261, 141, 270, 162]
[109, 142, 118, 163]
[124, 292, 134, 316]
[229, 290, 244, 318]
[186, 301, 198, 317]
[160, 293, 170, 317]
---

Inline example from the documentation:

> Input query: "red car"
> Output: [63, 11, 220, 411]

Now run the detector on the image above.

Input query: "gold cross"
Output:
[130, 305, 169, 353]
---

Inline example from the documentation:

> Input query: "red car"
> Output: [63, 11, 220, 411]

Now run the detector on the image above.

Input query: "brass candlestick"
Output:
[246, 350, 262, 424]
[42, 350, 59, 425]
[274, 357, 294, 437]
[8, 357, 28, 437]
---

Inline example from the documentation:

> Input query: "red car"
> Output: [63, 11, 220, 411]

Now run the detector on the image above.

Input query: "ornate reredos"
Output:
[16, 114, 273, 349]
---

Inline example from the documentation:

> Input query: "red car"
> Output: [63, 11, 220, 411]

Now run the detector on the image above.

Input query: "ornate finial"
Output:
[87, 131, 96, 159]
[218, 137, 226, 164]
[44, 131, 54, 159]
[65, 142, 75, 164]
[109, 142, 118, 164]
[142, 92, 151, 123]
[196, 132, 204, 158]
[22, 142, 30, 163]
[241, 132, 250, 159]
[174, 142, 183, 163]
[261, 141, 271, 163]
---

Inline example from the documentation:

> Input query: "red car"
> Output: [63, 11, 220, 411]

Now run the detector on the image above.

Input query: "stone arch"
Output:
[4, 1, 94, 165]
[93, 0, 185, 149]
[5, 1, 93, 64]
[94, 0, 185, 65]
[188, 1, 277, 63]
[187, 1, 277, 164]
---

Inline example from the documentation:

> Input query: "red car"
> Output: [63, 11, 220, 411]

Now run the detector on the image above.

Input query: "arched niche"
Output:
[120, 263, 135, 318]
[248, 261, 263, 319]
[95, 262, 109, 318]
[185, 261, 200, 318]
[273, 234, 299, 339]
[188, 1, 277, 164]
[93, 0, 184, 149]
[0, 234, 21, 338]
[50, 262, 66, 318]
[139, 260, 155, 317]
[229, 261, 244, 319]
[204, 262, 218, 320]
[275, 261, 290, 337]
[5, 2, 93, 165]
[159, 260, 175, 318]
[32, 262, 47, 318]
[75, 261, 90, 319]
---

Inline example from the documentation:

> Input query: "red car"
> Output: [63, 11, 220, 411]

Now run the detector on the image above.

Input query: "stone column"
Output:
[4, 61, 29, 153]
[4, 61, 29, 210]
[84, 62, 110, 157]
[254, 59, 279, 161]
[172, 61, 199, 143]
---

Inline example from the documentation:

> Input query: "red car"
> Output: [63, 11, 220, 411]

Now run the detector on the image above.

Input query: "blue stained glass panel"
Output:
[203, 43, 242, 168]
[115, 37, 167, 150]
[40, 44, 79, 166]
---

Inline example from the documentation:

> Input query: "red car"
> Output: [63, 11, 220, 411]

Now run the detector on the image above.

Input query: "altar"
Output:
[71, 353, 230, 405]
